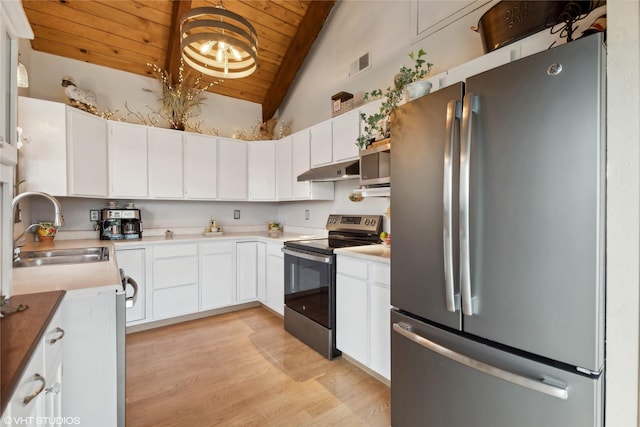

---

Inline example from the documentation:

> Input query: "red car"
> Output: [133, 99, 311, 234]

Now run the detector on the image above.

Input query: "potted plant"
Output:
[356, 49, 433, 149]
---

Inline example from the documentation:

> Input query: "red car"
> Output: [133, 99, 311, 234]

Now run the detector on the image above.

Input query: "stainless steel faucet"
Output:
[12, 191, 65, 254]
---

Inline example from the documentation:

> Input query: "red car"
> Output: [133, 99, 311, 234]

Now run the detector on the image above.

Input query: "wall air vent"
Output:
[349, 52, 371, 78]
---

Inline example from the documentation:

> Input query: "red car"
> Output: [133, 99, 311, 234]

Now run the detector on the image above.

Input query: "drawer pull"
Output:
[22, 373, 46, 405]
[48, 327, 65, 344]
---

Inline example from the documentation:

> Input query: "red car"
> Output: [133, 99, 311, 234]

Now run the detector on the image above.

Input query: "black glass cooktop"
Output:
[284, 234, 380, 255]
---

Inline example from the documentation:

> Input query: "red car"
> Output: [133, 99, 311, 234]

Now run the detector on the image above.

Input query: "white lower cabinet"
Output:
[62, 286, 120, 427]
[236, 241, 265, 303]
[5, 340, 46, 425]
[115, 247, 147, 324]
[116, 238, 275, 326]
[264, 243, 284, 315]
[42, 307, 64, 426]
[152, 243, 199, 320]
[200, 240, 235, 310]
[336, 254, 391, 380]
[4, 305, 65, 427]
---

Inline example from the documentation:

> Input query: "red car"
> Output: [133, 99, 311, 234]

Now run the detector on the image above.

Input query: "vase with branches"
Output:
[140, 59, 220, 131]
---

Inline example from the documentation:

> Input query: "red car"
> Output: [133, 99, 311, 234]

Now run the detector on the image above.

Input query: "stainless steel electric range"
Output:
[281, 214, 383, 359]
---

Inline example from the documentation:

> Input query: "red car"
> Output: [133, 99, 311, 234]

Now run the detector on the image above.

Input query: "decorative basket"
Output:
[331, 91, 354, 117]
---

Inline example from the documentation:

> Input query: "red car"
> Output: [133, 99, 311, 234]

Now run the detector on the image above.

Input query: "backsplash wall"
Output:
[27, 181, 390, 236]
[277, 180, 391, 234]
[28, 197, 280, 233]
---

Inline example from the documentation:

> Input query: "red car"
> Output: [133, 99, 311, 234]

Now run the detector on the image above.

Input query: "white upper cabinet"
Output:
[291, 129, 334, 200]
[184, 133, 217, 200]
[19, 97, 68, 196]
[276, 136, 293, 201]
[217, 137, 247, 200]
[18, 97, 107, 197]
[67, 108, 108, 197]
[310, 119, 333, 167]
[291, 129, 311, 199]
[247, 140, 276, 201]
[108, 121, 148, 198]
[148, 127, 184, 199]
[331, 109, 360, 163]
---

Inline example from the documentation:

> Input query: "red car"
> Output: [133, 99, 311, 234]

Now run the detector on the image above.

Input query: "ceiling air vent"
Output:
[349, 52, 371, 78]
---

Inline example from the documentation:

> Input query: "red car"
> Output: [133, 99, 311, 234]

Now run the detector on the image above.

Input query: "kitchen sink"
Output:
[14, 246, 110, 268]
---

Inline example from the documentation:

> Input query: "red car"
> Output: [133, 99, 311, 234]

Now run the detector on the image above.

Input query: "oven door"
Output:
[282, 247, 334, 328]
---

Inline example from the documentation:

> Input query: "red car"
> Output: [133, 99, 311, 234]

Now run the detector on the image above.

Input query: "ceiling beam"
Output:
[261, 0, 336, 121]
[166, 0, 193, 83]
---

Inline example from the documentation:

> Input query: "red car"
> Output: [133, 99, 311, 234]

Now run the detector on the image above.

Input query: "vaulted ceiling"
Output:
[21, 0, 336, 121]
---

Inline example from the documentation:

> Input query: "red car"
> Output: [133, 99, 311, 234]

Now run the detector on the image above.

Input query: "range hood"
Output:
[297, 159, 359, 182]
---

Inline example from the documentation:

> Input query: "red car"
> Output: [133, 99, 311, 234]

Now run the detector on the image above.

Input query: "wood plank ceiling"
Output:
[21, 0, 336, 121]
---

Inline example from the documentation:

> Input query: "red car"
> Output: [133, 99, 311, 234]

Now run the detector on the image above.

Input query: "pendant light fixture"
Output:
[17, 54, 29, 88]
[180, 1, 258, 79]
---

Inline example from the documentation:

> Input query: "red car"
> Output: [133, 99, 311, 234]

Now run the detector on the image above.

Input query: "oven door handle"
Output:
[281, 247, 334, 264]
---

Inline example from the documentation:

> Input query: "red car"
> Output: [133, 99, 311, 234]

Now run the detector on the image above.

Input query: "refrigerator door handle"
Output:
[460, 93, 478, 316]
[444, 99, 461, 312]
[393, 322, 569, 400]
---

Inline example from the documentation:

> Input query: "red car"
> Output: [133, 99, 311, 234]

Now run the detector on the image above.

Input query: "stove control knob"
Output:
[370, 218, 376, 227]
[365, 218, 370, 226]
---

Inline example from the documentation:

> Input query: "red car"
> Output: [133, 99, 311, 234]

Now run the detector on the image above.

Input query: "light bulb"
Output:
[229, 46, 241, 61]
[200, 40, 215, 54]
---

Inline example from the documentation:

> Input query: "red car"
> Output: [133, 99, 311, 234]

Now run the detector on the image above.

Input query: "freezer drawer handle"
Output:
[460, 93, 478, 316]
[444, 99, 461, 313]
[393, 322, 569, 400]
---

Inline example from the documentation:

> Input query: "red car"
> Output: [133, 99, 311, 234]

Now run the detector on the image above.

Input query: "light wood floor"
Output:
[126, 307, 391, 426]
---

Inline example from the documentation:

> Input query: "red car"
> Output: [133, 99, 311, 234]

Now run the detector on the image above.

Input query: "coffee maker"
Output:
[99, 207, 143, 240]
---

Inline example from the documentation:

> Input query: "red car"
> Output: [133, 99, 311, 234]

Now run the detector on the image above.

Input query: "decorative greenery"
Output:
[129, 59, 221, 131]
[356, 49, 433, 149]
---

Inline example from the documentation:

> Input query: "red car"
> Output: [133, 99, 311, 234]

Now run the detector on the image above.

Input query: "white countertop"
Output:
[335, 244, 391, 264]
[12, 239, 121, 295]
[11, 231, 310, 296]
[111, 230, 303, 246]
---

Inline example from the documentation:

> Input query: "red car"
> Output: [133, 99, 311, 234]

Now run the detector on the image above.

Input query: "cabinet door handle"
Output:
[45, 382, 61, 395]
[22, 373, 46, 405]
[48, 327, 65, 344]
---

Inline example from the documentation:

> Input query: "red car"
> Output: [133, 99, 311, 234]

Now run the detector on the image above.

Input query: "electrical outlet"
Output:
[234, 210, 240, 220]
[90, 210, 100, 221]
[305, 209, 309, 220]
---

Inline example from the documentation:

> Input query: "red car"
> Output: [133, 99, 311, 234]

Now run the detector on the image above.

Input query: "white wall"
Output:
[605, 1, 640, 426]
[278, 0, 495, 132]
[17, 42, 262, 138]
[277, 180, 390, 233]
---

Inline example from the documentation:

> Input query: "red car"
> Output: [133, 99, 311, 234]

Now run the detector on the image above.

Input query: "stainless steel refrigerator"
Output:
[390, 34, 605, 427]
